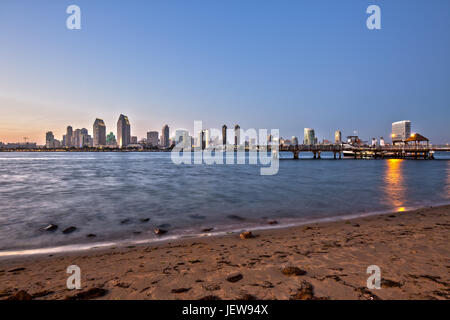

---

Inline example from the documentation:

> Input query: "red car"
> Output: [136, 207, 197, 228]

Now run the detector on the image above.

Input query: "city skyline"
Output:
[1, 1, 450, 144]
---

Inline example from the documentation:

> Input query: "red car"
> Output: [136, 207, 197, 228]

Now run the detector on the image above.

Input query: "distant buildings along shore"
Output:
[0, 118, 443, 150]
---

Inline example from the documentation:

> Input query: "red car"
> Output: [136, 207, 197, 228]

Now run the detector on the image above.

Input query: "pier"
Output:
[279, 144, 450, 159]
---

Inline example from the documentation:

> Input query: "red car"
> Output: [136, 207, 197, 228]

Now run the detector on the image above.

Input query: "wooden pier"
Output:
[279, 144, 450, 159]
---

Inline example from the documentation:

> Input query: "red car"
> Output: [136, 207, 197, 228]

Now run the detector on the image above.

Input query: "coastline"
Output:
[0, 205, 449, 300]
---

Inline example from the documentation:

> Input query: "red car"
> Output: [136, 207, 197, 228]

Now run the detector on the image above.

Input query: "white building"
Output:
[392, 120, 411, 144]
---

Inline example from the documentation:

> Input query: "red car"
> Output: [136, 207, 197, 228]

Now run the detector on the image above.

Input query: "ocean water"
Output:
[0, 152, 449, 254]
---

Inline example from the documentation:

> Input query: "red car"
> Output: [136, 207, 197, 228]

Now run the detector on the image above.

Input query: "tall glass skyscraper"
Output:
[234, 124, 240, 146]
[146, 131, 159, 146]
[222, 125, 227, 145]
[66, 126, 73, 147]
[117, 114, 131, 148]
[161, 125, 170, 148]
[93, 118, 106, 146]
[303, 128, 316, 145]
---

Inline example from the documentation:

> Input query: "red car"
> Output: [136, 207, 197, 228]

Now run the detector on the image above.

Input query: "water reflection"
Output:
[447, 162, 450, 198]
[384, 159, 406, 210]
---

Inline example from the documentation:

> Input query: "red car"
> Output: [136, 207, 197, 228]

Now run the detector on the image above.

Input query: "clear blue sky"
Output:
[0, 0, 449, 144]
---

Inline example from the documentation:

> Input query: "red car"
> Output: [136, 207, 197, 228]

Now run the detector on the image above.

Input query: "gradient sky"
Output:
[0, 0, 449, 145]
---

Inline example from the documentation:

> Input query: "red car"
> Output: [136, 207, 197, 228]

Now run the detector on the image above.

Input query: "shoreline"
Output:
[0, 205, 449, 300]
[2, 202, 449, 259]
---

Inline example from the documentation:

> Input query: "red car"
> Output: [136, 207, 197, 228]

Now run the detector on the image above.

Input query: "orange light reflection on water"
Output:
[384, 159, 406, 212]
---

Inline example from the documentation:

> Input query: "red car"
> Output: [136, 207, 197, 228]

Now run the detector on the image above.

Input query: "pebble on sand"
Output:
[154, 228, 167, 236]
[62, 226, 77, 234]
[226, 273, 243, 283]
[240, 231, 253, 239]
[282, 266, 307, 276]
[44, 224, 58, 232]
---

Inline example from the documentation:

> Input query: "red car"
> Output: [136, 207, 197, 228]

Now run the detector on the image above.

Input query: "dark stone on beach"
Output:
[188, 259, 202, 264]
[202, 228, 214, 232]
[44, 224, 58, 232]
[289, 280, 314, 300]
[353, 223, 360, 227]
[62, 226, 77, 234]
[6, 290, 33, 300]
[282, 266, 307, 276]
[226, 273, 243, 283]
[203, 284, 220, 291]
[140, 218, 150, 223]
[267, 220, 278, 225]
[381, 279, 403, 288]
[171, 287, 191, 294]
[120, 219, 130, 224]
[8, 267, 26, 273]
[86, 234, 96, 238]
[133, 231, 142, 235]
[240, 231, 253, 240]
[65, 288, 108, 300]
[199, 295, 221, 300]
[32, 290, 54, 298]
[154, 228, 167, 236]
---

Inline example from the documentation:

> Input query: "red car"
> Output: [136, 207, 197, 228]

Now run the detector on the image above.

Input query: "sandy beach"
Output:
[0, 205, 449, 300]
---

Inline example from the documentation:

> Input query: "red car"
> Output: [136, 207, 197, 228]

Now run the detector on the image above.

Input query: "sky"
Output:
[0, 0, 449, 145]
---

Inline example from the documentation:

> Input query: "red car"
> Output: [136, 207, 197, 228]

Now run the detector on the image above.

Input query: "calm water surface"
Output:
[0, 152, 449, 253]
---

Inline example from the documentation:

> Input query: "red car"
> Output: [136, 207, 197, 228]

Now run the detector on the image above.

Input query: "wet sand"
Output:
[0, 205, 449, 300]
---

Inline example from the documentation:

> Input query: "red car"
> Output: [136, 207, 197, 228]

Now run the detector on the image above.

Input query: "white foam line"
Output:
[1, 202, 448, 259]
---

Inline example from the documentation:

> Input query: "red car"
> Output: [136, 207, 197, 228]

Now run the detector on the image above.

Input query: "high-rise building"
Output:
[146, 131, 159, 146]
[205, 129, 211, 149]
[79, 128, 91, 148]
[371, 138, 378, 146]
[222, 125, 227, 145]
[161, 125, 170, 148]
[303, 128, 316, 145]
[66, 126, 73, 147]
[291, 136, 299, 145]
[93, 118, 106, 146]
[198, 130, 205, 150]
[106, 132, 117, 146]
[234, 125, 240, 146]
[131, 136, 138, 144]
[392, 120, 411, 144]
[73, 129, 81, 147]
[334, 130, 342, 144]
[117, 114, 131, 147]
[45, 131, 55, 148]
